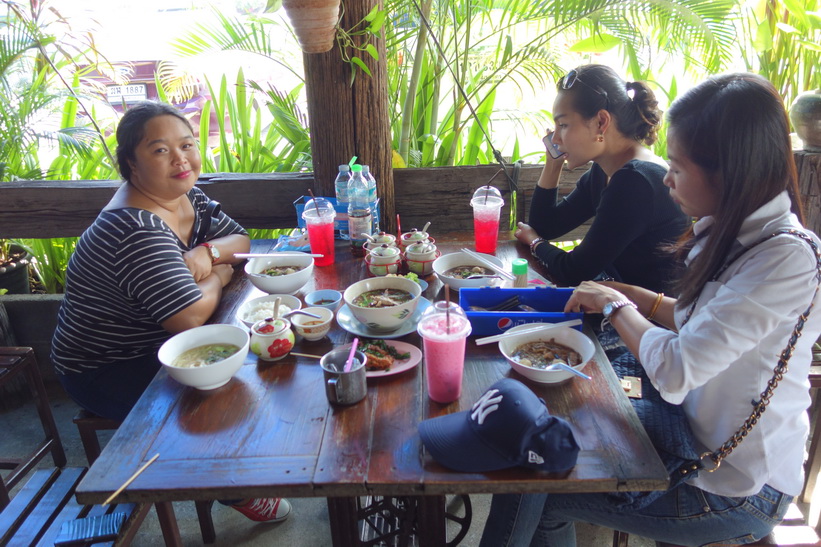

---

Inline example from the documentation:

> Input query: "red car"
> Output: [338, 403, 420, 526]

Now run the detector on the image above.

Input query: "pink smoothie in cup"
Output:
[418, 302, 472, 403]
[302, 198, 336, 267]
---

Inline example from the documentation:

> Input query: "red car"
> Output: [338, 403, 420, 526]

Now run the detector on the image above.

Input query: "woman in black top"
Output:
[516, 64, 688, 293]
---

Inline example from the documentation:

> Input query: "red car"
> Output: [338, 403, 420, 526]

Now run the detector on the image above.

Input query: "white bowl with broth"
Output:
[342, 277, 422, 332]
[432, 251, 504, 290]
[158, 324, 249, 390]
[498, 324, 595, 384]
[244, 252, 314, 295]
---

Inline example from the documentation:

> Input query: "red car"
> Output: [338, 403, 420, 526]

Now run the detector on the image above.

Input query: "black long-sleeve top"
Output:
[530, 159, 689, 293]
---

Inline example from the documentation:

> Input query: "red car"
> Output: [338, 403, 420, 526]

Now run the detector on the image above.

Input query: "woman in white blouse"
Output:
[480, 73, 821, 546]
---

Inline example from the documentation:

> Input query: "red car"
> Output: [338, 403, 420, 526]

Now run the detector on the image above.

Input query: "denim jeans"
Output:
[57, 353, 161, 421]
[479, 483, 791, 547]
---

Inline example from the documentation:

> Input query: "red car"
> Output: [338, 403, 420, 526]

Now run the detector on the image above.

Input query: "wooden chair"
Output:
[0, 466, 150, 546]
[73, 408, 217, 544]
[0, 347, 66, 509]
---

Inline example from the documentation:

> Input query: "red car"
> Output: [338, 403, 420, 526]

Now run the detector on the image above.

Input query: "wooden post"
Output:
[303, 0, 395, 234]
[796, 150, 821, 235]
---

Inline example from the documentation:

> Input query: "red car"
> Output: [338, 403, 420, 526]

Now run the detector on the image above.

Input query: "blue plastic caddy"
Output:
[459, 287, 583, 336]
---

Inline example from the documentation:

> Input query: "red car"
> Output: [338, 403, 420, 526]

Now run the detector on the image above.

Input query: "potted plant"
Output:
[0, 241, 31, 294]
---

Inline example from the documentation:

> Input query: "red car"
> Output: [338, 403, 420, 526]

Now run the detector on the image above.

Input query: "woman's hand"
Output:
[515, 222, 540, 246]
[183, 246, 213, 282]
[564, 281, 628, 314]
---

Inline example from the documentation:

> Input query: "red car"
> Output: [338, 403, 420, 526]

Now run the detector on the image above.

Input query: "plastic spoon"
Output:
[283, 309, 322, 319]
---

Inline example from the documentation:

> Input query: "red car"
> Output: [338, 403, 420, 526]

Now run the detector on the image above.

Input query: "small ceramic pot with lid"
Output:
[250, 317, 295, 361]
[365, 244, 402, 276]
[404, 241, 440, 276]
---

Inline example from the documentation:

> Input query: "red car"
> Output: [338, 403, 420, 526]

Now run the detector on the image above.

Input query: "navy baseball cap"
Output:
[419, 378, 579, 473]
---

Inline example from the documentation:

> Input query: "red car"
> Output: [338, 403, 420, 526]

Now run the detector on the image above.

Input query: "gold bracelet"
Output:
[647, 292, 664, 321]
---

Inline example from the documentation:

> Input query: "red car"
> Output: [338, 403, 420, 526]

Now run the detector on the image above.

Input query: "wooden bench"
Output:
[0, 347, 66, 509]
[0, 466, 149, 546]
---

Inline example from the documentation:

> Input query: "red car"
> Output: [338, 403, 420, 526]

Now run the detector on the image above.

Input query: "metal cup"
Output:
[320, 348, 368, 405]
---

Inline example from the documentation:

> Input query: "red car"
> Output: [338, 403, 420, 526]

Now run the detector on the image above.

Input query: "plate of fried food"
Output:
[341, 339, 422, 378]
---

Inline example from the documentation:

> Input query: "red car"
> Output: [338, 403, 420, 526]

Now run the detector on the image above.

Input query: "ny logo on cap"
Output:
[470, 389, 503, 425]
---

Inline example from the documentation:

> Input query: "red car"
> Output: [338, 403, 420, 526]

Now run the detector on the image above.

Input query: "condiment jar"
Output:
[512, 258, 529, 288]
[250, 317, 295, 361]
[366, 244, 402, 276]
[364, 231, 398, 253]
[400, 228, 433, 249]
[405, 241, 439, 276]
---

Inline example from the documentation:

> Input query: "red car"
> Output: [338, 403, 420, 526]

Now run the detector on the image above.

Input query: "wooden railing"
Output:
[1, 152, 818, 240]
[0, 165, 590, 241]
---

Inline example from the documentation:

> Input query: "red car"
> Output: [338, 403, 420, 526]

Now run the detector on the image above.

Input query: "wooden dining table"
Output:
[74, 232, 668, 546]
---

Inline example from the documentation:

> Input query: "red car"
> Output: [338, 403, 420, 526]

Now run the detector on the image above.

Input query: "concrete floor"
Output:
[1, 382, 658, 546]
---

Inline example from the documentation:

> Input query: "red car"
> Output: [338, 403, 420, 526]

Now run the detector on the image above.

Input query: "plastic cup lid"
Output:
[302, 197, 336, 218]
[471, 186, 504, 207]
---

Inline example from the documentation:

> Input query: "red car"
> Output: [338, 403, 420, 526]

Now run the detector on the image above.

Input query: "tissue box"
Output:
[459, 287, 583, 336]
[294, 196, 380, 239]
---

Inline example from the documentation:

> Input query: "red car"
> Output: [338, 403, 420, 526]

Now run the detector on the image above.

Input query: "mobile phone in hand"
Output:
[543, 131, 564, 159]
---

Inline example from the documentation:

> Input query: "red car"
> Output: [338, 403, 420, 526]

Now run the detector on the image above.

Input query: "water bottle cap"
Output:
[351, 164, 363, 172]
[338, 164, 350, 171]
[512, 258, 528, 275]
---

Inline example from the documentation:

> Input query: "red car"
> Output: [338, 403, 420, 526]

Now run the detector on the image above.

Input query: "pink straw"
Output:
[344, 338, 360, 372]
[444, 285, 451, 334]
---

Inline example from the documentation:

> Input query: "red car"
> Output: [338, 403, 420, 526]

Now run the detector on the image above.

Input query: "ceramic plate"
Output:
[336, 297, 432, 340]
[339, 340, 423, 378]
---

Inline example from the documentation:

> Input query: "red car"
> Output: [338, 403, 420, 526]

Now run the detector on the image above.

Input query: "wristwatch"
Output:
[602, 299, 637, 320]
[199, 242, 220, 264]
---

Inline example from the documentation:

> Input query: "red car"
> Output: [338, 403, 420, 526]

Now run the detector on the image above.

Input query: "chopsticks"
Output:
[475, 319, 582, 346]
[103, 453, 159, 505]
[459, 248, 515, 280]
[291, 352, 323, 359]
[234, 253, 324, 259]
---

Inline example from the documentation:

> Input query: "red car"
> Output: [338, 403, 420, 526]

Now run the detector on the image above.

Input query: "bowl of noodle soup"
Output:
[158, 324, 249, 390]
[498, 323, 595, 384]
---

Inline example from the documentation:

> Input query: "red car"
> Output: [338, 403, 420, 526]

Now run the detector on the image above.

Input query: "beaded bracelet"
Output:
[530, 237, 546, 255]
[646, 292, 664, 321]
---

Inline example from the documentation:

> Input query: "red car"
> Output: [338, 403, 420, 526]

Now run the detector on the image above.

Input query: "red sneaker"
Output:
[231, 497, 292, 523]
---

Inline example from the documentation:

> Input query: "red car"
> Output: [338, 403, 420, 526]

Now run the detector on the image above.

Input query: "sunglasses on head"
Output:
[562, 69, 608, 106]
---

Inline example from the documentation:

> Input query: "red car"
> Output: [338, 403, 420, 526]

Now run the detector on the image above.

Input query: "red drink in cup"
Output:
[306, 220, 334, 266]
[470, 186, 504, 254]
[302, 198, 336, 267]
[418, 301, 472, 403]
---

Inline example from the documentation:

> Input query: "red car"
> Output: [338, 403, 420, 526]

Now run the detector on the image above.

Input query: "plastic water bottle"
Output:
[361, 165, 379, 233]
[333, 164, 352, 240]
[347, 165, 372, 257]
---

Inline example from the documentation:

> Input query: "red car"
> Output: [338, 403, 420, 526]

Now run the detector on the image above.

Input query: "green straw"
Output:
[348, 156, 358, 168]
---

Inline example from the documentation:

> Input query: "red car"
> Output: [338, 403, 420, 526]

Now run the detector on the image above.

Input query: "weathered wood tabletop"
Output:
[75, 233, 667, 546]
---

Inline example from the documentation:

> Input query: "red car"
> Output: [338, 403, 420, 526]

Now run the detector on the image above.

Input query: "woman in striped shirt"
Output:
[52, 102, 292, 523]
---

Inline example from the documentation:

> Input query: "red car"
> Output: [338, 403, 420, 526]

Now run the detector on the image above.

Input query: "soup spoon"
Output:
[283, 309, 322, 319]
[545, 362, 591, 380]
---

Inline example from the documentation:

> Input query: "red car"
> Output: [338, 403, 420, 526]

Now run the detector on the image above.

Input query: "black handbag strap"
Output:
[196, 200, 221, 244]
[678, 229, 821, 475]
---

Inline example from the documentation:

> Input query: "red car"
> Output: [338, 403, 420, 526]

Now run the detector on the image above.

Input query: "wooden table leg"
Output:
[154, 501, 183, 547]
[414, 495, 446, 547]
[327, 496, 361, 547]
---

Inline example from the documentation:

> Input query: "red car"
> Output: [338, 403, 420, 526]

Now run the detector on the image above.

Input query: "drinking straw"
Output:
[348, 156, 358, 167]
[344, 338, 360, 372]
[307, 189, 321, 214]
[444, 285, 451, 335]
[396, 214, 402, 239]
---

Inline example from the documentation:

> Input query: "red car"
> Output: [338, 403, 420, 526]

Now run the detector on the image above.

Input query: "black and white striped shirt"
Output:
[52, 188, 247, 375]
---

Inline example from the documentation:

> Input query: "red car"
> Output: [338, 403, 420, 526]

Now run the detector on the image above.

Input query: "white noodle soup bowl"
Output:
[498, 323, 595, 384]
[244, 252, 314, 295]
[158, 324, 249, 390]
[342, 277, 422, 332]
[432, 251, 504, 290]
